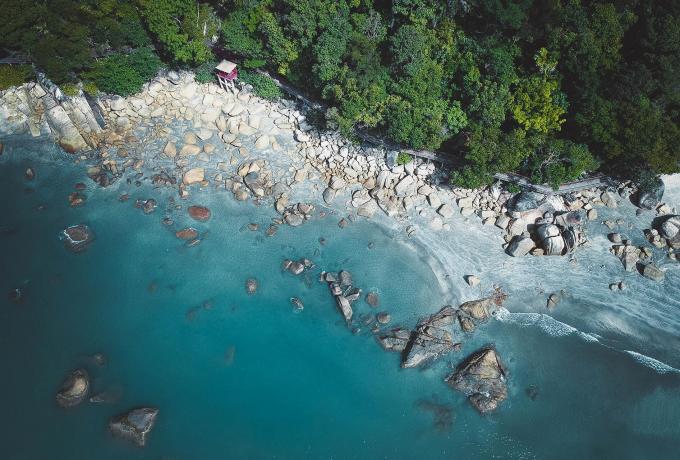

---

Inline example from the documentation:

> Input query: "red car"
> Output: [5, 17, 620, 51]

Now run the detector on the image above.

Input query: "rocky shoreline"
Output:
[2, 71, 680, 433]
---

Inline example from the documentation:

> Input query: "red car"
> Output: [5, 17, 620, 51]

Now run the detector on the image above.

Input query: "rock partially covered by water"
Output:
[108, 407, 159, 447]
[61, 224, 94, 252]
[175, 228, 198, 240]
[56, 369, 89, 408]
[401, 306, 458, 368]
[634, 176, 664, 210]
[446, 347, 507, 414]
[377, 327, 411, 352]
[188, 205, 211, 222]
[246, 278, 258, 294]
[458, 297, 500, 322]
[642, 264, 665, 282]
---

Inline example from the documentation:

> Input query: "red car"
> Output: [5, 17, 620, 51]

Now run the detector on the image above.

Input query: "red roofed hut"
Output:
[216, 60, 237, 90]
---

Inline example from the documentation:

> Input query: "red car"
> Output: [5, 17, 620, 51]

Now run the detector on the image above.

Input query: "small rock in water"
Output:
[265, 225, 278, 237]
[365, 292, 379, 307]
[546, 292, 563, 309]
[56, 369, 90, 408]
[108, 407, 159, 447]
[142, 199, 156, 214]
[290, 297, 304, 311]
[377, 312, 391, 324]
[338, 218, 349, 229]
[246, 278, 258, 295]
[188, 205, 211, 221]
[175, 228, 198, 240]
[526, 385, 539, 400]
[464, 275, 481, 287]
[7, 287, 23, 304]
[25, 167, 35, 180]
[247, 223, 259, 231]
[68, 192, 86, 207]
[61, 224, 95, 253]
[93, 353, 106, 366]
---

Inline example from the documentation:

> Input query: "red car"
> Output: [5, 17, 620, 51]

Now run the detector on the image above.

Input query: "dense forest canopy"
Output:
[1, 0, 678, 188]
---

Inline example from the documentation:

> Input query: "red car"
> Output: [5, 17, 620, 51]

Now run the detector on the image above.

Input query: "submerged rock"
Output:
[246, 278, 258, 294]
[290, 297, 304, 311]
[188, 205, 211, 222]
[61, 224, 94, 252]
[401, 306, 458, 368]
[175, 228, 198, 240]
[365, 292, 379, 307]
[446, 347, 507, 414]
[108, 407, 159, 447]
[56, 369, 89, 408]
[642, 264, 665, 282]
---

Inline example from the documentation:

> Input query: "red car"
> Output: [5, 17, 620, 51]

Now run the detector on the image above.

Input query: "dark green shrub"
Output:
[60, 82, 80, 96]
[238, 69, 282, 101]
[397, 152, 411, 165]
[0, 64, 33, 90]
[194, 60, 217, 84]
[86, 47, 162, 96]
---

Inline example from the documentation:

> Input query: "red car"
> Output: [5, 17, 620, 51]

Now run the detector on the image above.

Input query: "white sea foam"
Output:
[624, 350, 680, 375]
[496, 308, 600, 343]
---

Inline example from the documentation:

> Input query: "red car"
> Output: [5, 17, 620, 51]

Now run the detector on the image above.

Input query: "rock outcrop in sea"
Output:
[445, 347, 508, 414]
[108, 407, 159, 447]
[55, 368, 89, 408]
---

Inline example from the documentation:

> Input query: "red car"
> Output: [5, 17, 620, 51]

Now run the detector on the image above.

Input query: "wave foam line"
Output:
[624, 350, 680, 375]
[495, 308, 600, 342]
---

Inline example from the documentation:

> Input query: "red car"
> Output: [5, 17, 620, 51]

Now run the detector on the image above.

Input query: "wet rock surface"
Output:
[56, 369, 89, 408]
[108, 407, 159, 447]
[401, 306, 458, 368]
[446, 347, 508, 414]
[61, 224, 94, 252]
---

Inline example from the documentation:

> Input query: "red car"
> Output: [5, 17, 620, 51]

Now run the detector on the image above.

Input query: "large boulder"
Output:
[56, 369, 89, 408]
[401, 306, 458, 368]
[108, 407, 159, 447]
[183, 168, 205, 185]
[634, 176, 664, 210]
[507, 191, 546, 212]
[445, 347, 507, 414]
[377, 328, 411, 352]
[506, 235, 534, 257]
[536, 224, 566, 256]
[61, 224, 94, 253]
[458, 297, 499, 322]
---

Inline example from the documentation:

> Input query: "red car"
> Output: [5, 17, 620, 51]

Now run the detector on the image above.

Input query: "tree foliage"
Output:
[0, 0, 677, 185]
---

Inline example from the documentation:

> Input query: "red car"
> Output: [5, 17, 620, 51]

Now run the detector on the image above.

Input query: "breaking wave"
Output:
[624, 350, 680, 375]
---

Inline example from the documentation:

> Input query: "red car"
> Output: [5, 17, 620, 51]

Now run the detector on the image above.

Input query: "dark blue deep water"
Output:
[1, 137, 680, 459]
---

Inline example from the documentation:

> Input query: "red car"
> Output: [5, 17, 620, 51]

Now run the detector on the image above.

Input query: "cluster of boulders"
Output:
[54, 358, 158, 447]
[320, 270, 362, 324]
[0, 78, 102, 151]
[377, 295, 508, 413]
[296, 133, 459, 227]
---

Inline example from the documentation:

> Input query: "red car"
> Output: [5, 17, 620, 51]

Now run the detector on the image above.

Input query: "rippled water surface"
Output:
[1, 138, 679, 459]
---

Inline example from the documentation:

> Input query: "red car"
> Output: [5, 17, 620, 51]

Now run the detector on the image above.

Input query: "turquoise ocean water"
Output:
[1, 137, 679, 459]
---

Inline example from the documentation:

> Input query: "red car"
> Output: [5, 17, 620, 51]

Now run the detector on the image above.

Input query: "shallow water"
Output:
[1, 137, 679, 459]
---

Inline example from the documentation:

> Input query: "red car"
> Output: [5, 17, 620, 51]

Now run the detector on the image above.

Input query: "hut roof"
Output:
[215, 60, 237, 73]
